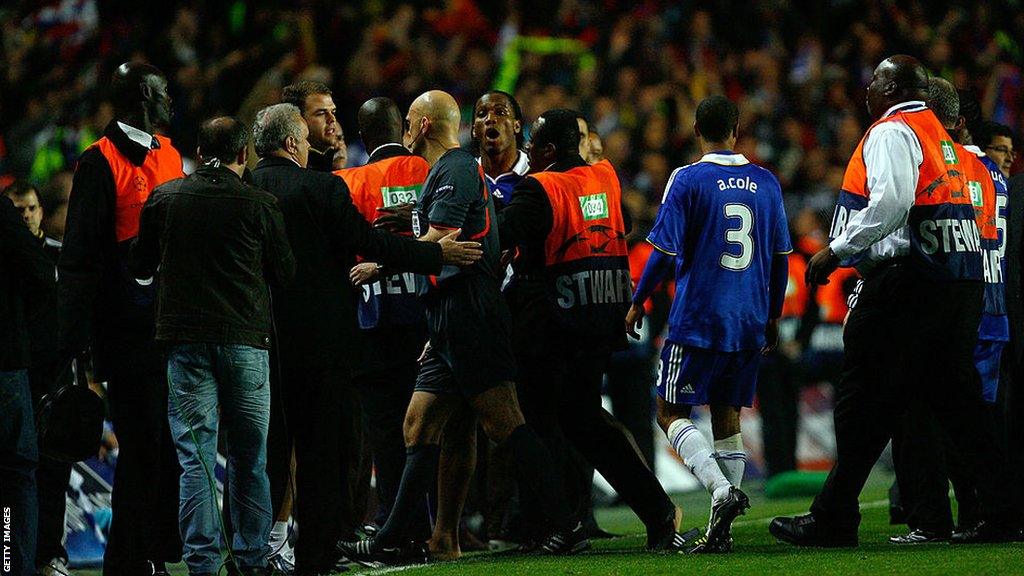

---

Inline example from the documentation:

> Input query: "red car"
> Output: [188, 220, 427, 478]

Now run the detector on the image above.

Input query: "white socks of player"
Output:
[714, 433, 746, 488]
[667, 418, 732, 503]
[269, 520, 294, 562]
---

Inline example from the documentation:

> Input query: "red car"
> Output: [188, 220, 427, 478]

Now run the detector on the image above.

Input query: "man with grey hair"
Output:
[888, 78, 1017, 544]
[249, 104, 482, 575]
[130, 116, 296, 576]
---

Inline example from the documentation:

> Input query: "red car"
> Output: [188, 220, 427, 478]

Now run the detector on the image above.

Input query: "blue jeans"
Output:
[0, 370, 38, 576]
[167, 344, 271, 575]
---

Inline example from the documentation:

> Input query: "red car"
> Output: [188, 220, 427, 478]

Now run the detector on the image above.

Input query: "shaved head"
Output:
[405, 90, 462, 160]
[411, 90, 460, 135]
[358, 97, 403, 152]
[866, 55, 930, 118]
[110, 61, 171, 130]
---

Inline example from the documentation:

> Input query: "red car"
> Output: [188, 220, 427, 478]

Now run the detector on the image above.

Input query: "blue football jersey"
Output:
[481, 150, 529, 208]
[647, 152, 792, 352]
[977, 152, 1009, 342]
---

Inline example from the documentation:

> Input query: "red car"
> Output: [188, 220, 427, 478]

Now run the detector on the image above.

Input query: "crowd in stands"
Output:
[3, 0, 1021, 240]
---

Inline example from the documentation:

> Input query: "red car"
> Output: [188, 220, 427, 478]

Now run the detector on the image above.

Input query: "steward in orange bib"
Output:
[888, 77, 1019, 545]
[335, 97, 433, 536]
[772, 55, 1018, 547]
[57, 63, 184, 576]
[498, 109, 686, 551]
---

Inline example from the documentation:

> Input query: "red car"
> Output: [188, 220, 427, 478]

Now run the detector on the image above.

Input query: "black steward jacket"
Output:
[0, 196, 55, 370]
[497, 156, 632, 358]
[58, 121, 183, 376]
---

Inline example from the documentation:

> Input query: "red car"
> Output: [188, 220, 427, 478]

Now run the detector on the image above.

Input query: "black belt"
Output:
[859, 256, 906, 281]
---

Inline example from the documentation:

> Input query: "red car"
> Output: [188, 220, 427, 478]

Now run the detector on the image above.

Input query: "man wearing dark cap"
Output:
[59, 62, 184, 576]
[771, 55, 1019, 546]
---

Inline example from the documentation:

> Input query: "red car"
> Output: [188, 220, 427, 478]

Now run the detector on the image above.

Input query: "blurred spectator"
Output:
[1, 193, 55, 576]
[4, 180, 72, 576]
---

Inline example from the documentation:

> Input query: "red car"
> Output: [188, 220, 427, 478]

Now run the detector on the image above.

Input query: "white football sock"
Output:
[714, 433, 746, 488]
[269, 520, 289, 555]
[667, 418, 731, 503]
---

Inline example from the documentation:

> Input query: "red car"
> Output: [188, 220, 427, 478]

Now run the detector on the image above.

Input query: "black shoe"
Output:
[888, 528, 950, 544]
[709, 530, 734, 553]
[540, 522, 591, 555]
[688, 529, 735, 554]
[335, 538, 428, 569]
[951, 520, 1019, 544]
[694, 487, 749, 553]
[648, 527, 701, 552]
[769, 514, 858, 548]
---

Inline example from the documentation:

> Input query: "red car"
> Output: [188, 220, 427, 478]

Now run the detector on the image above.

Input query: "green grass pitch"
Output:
[78, 471, 1023, 576]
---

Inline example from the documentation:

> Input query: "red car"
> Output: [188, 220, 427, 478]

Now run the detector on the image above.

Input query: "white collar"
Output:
[369, 142, 406, 158]
[882, 101, 927, 118]
[478, 150, 529, 183]
[964, 144, 985, 157]
[117, 121, 157, 149]
[697, 152, 750, 166]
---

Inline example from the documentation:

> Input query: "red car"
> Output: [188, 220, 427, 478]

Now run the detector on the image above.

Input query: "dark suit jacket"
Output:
[1007, 174, 1024, 364]
[251, 156, 443, 369]
[1, 196, 55, 370]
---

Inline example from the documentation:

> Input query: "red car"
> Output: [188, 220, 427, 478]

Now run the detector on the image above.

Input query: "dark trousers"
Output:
[267, 362, 351, 575]
[891, 398, 985, 533]
[29, 361, 73, 567]
[102, 350, 182, 576]
[343, 385, 373, 532]
[516, 350, 674, 533]
[755, 352, 799, 478]
[1003, 351, 1024, 523]
[604, 357, 656, 475]
[355, 360, 429, 536]
[810, 266, 1008, 531]
[1, 369, 38, 576]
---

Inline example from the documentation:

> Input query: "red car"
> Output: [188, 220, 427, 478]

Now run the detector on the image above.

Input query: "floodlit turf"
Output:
[76, 471, 1023, 576]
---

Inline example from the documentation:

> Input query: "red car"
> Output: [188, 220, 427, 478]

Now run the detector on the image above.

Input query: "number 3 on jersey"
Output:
[721, 203, 753, 270]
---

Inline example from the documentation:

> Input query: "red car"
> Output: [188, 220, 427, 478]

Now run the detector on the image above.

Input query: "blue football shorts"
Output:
[656, 340, 761, 407]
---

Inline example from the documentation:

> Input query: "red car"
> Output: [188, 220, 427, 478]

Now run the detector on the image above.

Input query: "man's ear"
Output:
[954, 116, 966, 135]
[731, 123, 739, 139]
[140, 82, 153, 101]
[882, 80, 898, 97]
[693, 122, 702, 139]
[238, 146, 249, 166]
[514, 119, 522, 135]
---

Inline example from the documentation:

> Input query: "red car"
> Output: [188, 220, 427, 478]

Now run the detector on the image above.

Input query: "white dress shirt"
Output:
[117, 121, 158, 149]
[830, 101, 926, 273]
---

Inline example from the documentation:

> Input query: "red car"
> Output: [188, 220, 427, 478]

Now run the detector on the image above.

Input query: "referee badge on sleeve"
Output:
[412, 207, 425, 238]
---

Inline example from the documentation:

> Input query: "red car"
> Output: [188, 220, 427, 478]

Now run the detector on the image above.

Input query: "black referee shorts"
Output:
[415, 274, 517, 398]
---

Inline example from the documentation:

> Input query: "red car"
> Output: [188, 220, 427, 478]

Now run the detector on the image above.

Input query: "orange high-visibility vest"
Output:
[959, 144, 1003, 316]
[531, 160, 631, 336]
[89, 134, 183, 242]
[831, 106, 982, 281]
[335, 154, 430, 328]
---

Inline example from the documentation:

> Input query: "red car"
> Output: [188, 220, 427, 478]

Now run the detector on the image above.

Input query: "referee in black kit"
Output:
[339, 91, 587, 567]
